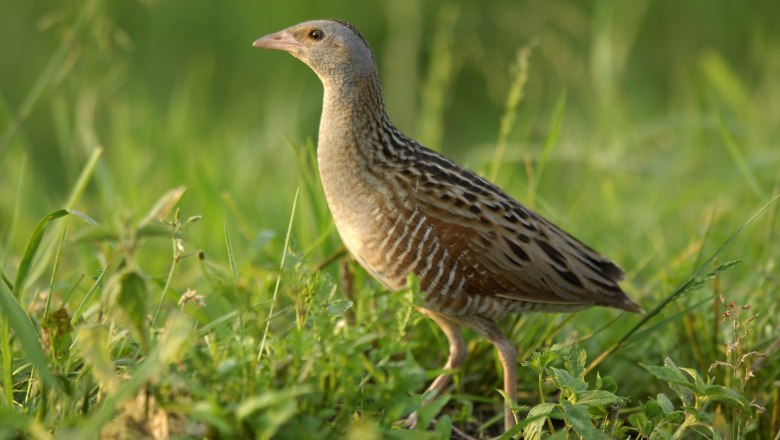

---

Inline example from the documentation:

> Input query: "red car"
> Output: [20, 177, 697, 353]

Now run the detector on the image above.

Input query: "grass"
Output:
[1, 0, 779, 438]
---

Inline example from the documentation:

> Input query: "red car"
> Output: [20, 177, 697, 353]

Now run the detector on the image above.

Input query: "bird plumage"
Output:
[254, 19, 641, 432]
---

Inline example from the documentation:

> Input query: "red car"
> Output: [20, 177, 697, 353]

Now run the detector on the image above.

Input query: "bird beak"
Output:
[253, 29, 300, 52]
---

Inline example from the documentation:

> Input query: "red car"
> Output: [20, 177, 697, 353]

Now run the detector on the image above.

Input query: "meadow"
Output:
[1, 0, 779, 438]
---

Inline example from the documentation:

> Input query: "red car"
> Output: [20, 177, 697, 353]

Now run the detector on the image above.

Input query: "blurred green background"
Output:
[2, 0, 778, 247]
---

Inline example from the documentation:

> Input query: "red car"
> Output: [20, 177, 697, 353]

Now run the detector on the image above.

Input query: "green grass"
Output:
[1, 0, 779, 438]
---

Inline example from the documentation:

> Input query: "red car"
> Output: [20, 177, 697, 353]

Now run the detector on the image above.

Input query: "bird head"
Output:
[253, 20, 378, 87]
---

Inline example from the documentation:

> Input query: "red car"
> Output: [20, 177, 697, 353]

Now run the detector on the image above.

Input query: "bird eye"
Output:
[308, 29, 324, 41]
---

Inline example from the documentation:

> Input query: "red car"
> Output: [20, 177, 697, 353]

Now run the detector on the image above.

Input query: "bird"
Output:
[253, 19, 642, 433]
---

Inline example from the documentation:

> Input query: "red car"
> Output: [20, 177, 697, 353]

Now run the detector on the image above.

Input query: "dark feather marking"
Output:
[504, 237, 530, 261]
[514, 207, 529, 219]
[587, 276, 624, 294]
[460, 167, 502, 197]
[503, 251, 522, 266]
[575, 249, 624, 281]
[591, 258, 624, 281]
[535, 239, 566, 266]
[553, 267, 584, 288]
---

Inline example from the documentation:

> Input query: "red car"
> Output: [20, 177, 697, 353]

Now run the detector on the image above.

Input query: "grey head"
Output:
[253, 20, 379, 89]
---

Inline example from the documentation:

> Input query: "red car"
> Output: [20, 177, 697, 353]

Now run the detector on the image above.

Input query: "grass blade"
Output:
[224, 223, 239, 287]
[0, 276, 61, 392]
[70, 262, 110, 325]
[26, 148, 103, 299]
[258, 188, 300, 363]
[13, 210, 69, 298]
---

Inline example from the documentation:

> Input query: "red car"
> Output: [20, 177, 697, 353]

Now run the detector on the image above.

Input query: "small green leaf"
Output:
[666, 411, 686, 424]
[627, 412, 649, 431]
[643, 399, 664, 419]
[41, 307, 73, 366]
[524, 402, 555, 440]
[702, 385, 750, 409]
[656, 393, 675, 414]
[679, 367, 706, 391]
[561, 401, 610, 440]
[115, 271, 150, 349]
[433, 414, 452, 439]
[642, 358, 696, 405]
[574, 390, 624, 407]
[642, 363, 689, 387]
[631, 412, 659, 438]
[600, 375, 618, 393]
[414, 396, 450, 431]
[523, 347, 561, 374]
[548, 367, 587, 393]
[563, 344, 586, 378]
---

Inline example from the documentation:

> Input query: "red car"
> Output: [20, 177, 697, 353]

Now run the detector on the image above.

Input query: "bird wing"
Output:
[404, 146, 640, 313]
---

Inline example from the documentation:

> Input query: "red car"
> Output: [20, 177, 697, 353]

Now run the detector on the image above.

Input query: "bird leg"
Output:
[457, 315, 518, 432]
[405, 308, 467, 428]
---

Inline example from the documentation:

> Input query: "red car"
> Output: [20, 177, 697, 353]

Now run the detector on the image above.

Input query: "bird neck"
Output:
[322, 73, 388, 126]
[318, 73, 392, 160]
[316, 71, 402, 218]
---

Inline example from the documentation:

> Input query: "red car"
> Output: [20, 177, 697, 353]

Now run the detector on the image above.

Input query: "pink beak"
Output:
[253, 29, 300, 52]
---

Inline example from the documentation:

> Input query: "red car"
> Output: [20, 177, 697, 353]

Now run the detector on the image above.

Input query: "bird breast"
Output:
[317, 130, 405, 286]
